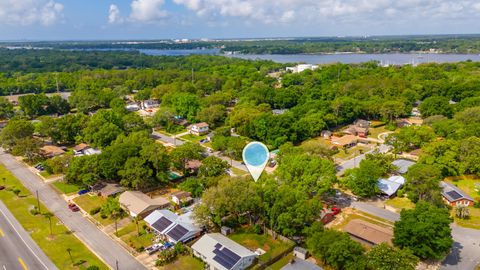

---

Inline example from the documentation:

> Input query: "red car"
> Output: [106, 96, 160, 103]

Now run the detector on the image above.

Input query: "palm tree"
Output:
[455, 205, 470, 219]
[43, 212, 54, 235]
[133, 216, 140, 236]
[66, 248, 74, 264]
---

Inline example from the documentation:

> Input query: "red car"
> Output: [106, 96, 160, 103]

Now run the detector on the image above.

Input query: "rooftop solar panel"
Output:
[446, 190, 462, 200]
[151, 217, 173, 232]
[215, 243, 222, 249]
[167, 224, 188, 241]
[212, 246, 241, 270]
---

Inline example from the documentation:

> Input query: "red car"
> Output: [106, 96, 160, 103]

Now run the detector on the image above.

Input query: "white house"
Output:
[125, 103, 140, 112]
[144, 210, 202, 243]
[192, 233, 257, 270]
[286, 64, 318, 73]
[188, 122, 210, 136]
[143, 100, 160, 109]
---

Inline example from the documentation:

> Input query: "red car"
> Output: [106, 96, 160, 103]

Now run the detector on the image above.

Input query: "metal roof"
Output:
[392, 159, 416, 174]
[440, 181, 474, 202]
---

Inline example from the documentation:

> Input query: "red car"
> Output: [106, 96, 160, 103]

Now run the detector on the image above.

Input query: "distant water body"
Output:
[139, 49, 480, 65]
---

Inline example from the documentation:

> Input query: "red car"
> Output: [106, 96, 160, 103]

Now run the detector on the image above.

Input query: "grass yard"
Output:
[266, 253, 293, 270]
[368, 121, 392, 139]
[230, 166, 248, 176]
[180, 134, 207, 143]
[157, 254, 204, 270]
[117, 221, 155, 252]
[385, 197, 415, 211]
[229, 228, 294, 263]
[0, 165, 108, 270]
[52, 181, 83, 195]
[334, 145, 371, 160]
[39, 171, 61, 179]
[73, 195, 115, 226]
[453, 207, 480, 230]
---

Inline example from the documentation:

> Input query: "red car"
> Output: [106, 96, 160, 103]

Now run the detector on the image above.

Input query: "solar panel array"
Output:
[213, 245, 241, 270]
[446, 190, 462, 200]
[167, 224, 188, 241]
[152, 217, 173, 232]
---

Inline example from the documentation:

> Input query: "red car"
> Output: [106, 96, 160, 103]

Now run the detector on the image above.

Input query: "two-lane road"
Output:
[0, 150, 146, 270]
[0, 200, 58, 270]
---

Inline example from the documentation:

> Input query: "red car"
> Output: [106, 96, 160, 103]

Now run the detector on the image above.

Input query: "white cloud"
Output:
[129, 0, 168, 22]
[171, 0, 480, 25]
[0, 0, 63, 26]
[108, 4, 123, 24]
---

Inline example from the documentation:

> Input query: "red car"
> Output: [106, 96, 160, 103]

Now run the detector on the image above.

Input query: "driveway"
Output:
[351, 201, 480, 270]
[0, 150, 146, 270]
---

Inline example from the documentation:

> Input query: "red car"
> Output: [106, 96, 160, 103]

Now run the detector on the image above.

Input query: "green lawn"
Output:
[39, 171, 61, 179]
[453, 207, 480, 230]
[73, 195, 115, 226]
[158, 254, 204, 270]
[0, 165, 108, 270]
[117, 221, 155, 252]
[180, 134, 207, 143]
[52, 181, 83, 195]
[267, 253, 293, 270]
[229, 228, 294, 263]
[368, 122, 392, 139]
[230, 166, 248, 176]
[385, 197, 415, 211]
[334, 145, 371, 160]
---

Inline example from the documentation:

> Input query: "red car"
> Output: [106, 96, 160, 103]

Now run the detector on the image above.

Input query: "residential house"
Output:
[377, 175, 405, 197]
[93, 183, 124, 198]
[73, 143, 101, 156]
[144, 209, 202, 243]
[125, 103, 140, 112]
[143, 99, 160, 109]
[392, 159, 416, 174]
[286, 64, 318, 73]
[281, 259, 323, 270]
[331, 135, 357, 148]
[440, 182, 475, 207]
[345, 119, 370, 138]
[188, 122, 210, 136]
[192, 233, 257, 270]
[40, 145, 65, 158]
[119, 191, 170, 218]
[344, 219, 393, 246]
[171, 190, 193, 206]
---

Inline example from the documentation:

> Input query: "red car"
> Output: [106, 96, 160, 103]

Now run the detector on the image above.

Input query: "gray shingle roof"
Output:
[440, 182, 474, 202]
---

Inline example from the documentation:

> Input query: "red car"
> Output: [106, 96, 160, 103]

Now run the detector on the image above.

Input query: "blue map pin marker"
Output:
[242, 142, 269, 182]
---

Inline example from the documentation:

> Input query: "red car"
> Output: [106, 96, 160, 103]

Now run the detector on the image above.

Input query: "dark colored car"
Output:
[0, 186, 5, 190]
[68, 203, 80, 212]
[77, 189, 89, 195]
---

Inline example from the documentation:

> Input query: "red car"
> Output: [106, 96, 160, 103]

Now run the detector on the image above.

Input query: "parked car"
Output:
[34, 164, 45, 171]
[331, 206, 341, 215]
[68, 203, 80, 212]
[145, 243, 163, 255]
[77, 189, 89, 195]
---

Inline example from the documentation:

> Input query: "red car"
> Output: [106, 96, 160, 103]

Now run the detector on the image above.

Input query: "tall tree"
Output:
[366, 243, 419, 270]
[404, 163, 442, 204]
[393, 201, 453, 260]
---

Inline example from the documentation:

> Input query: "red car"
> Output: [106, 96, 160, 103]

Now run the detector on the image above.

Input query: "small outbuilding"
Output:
[293, 247, 308, 260]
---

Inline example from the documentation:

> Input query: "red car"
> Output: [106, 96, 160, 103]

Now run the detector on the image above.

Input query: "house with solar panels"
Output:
[144, 209, 202, 244]
[192, 233, 257, 270]
[440, 182, 475, 207]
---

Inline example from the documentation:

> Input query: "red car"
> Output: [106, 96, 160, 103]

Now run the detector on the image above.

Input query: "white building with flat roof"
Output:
[286, 64, 319, 73]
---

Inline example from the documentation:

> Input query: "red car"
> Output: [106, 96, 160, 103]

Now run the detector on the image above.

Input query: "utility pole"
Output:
[36, 190, 41, 212]
[116, 259, 119, 270]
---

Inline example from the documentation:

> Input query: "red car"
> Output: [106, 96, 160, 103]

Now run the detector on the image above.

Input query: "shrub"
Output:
[86, 266, 100, 270]
[89, 207, 101, 215]
[30, 206, 40, 216]
[474, 201, 480, 208]
[252, 224, 263, 234]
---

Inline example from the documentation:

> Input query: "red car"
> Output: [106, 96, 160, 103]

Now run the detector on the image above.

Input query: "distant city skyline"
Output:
[0, 0, 479, 40]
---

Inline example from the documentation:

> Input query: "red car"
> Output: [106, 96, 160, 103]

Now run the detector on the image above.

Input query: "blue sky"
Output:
[0, 0, 479, 40]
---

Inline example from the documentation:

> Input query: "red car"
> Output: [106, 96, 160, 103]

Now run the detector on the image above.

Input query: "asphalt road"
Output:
[0, 201, 58, 270]
[336, 144, 391, 176]
[351, 201, 480, 270]
[0, 150, 146, 270]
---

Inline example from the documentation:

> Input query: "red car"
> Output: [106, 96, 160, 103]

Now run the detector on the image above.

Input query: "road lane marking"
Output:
[0, 227, 4, 237]
[18, 258, 28, 270]
[0, 205, 49, 270]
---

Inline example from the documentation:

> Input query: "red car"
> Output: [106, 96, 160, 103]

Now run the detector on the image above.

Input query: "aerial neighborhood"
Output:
[0, 41, 480, 270]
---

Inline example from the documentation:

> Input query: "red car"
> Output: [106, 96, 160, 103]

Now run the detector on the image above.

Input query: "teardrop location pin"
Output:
[242, 141, 269, 182]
